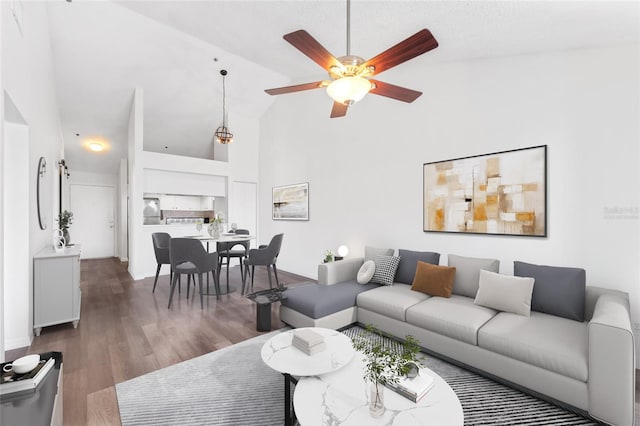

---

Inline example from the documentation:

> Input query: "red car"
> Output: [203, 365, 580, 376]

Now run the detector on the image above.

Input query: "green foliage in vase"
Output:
[323, 250, 334, 263]
[57, 210, 74, 231]
[352, 324, 422, 386]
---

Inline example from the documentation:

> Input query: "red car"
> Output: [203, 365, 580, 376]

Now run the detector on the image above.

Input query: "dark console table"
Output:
[1, 352, 63, 426]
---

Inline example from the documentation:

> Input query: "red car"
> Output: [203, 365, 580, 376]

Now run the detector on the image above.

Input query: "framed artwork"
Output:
[423, 145, 547, 237]
[272, 182, 309, 221]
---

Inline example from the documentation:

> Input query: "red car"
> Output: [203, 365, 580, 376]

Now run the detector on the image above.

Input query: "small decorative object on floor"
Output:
[292, 328, 326, 356]
[351, 325, 423, 417]
[56, 210, 73, 246]
[323, 250, 334, 263]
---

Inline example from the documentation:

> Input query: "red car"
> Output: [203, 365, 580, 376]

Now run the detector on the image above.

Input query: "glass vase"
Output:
[208, 222, 221, 239]
[369, 381, 385, 418]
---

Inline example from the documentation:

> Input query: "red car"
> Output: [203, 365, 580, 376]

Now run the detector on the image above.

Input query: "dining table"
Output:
[184, 233, 256, 295]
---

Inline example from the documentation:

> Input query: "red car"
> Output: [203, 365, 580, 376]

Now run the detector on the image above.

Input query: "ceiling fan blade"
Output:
[283, 30, 343, 71]
[369, 80, 422, 103]
[265, 81, 327, 96]
[363, 29, 438, 76]
[330, 102, 348, 118]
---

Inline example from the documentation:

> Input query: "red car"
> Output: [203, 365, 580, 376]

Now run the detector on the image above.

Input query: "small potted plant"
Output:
[57, 210, 74, 246]
[323, 250, 334, 263]
[352, 325, 422, 417]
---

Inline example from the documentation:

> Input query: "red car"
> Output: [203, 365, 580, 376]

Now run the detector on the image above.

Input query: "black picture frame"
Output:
[423, 145, 547, 237]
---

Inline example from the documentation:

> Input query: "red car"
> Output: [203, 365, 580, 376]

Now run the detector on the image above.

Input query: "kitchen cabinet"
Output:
[33, 245, 81, 336]
[159, 194, 176, 210]
[159, 195, 204, 211]
[200, 197, 214, 210]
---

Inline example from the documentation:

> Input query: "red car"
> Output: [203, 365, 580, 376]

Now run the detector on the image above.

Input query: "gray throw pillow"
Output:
[370, 255, 401, 286]
[448, 254, 500, 298]
[364, 246, 394, 263]
[395, 249, 440, 284]
[514, 261, 586, 322]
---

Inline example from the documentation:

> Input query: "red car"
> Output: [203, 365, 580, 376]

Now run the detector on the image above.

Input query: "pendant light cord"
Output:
[221, 70, 227, 126]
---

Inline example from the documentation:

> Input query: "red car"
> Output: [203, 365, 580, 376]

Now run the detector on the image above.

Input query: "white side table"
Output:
[261, 328, 355, 425]
[294, 351, 463, 425]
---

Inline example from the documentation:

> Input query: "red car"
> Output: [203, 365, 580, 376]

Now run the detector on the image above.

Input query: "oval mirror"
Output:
[37, 156, 48, 230]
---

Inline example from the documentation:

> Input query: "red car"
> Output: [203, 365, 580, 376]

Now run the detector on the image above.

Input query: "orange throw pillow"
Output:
[411, 261, 456, 298]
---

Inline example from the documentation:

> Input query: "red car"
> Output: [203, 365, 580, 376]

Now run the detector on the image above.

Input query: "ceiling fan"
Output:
[264, 0, 438, 118]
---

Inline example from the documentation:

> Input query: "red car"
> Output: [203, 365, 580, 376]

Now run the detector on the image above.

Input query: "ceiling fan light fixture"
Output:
[326, 76, 372, 105]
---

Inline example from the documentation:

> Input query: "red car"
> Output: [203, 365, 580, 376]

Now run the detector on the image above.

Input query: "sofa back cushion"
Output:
[411, 261, 456, 298]
[448, 254, 500, 298]
[474, 270, 535, 316]
[370, 255, 401, 286]
[364, 246, 394, 262]
[514, 261, 586, 322]
[395, 249, 441, 284]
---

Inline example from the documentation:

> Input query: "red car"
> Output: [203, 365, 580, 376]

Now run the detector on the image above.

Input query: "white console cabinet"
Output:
[33, 245, 81, 336]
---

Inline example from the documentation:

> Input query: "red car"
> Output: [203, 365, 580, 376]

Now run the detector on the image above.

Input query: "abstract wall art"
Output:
[423, 146, 547, 237]
[272, 182, 309, 221]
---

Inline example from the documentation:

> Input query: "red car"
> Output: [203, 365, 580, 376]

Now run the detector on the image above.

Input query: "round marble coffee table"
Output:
[294, 351, 463, 425]
[261, 327, 356, 425]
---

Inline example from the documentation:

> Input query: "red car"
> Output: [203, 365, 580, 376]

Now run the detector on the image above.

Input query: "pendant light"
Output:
[214, 69, 233, 144]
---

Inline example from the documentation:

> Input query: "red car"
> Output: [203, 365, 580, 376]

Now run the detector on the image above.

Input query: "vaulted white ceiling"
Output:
[47, 1, 639, 174]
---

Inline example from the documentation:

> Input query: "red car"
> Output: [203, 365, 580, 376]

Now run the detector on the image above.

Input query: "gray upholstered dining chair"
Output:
[217, 229, 250, 290]
[168, 238, 220, 309]
[241, 233, 284, 295]
[152, 232, 172, 293]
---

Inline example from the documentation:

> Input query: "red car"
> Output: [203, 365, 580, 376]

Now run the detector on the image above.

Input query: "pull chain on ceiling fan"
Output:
[265, 0, 439, 118]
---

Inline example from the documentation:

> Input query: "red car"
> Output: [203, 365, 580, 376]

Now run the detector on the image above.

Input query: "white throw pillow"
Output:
[357, 260, 376, 284]
[474, 270, 535, 316]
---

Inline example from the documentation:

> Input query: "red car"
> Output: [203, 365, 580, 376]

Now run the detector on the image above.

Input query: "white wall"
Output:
[0, 2, 4, 361]
[128, 88, 144, 279]
[259, 45, 640, 353]
[2, 1, 64, 351]
[118, 158, 128, 261]
[3, 122, 29, 350]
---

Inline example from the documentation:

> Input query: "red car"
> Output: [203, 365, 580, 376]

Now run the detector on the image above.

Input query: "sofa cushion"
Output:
[370, 255, 401, 286]
[448, 254, 500, 298]
[364, 246, 394, 262]
[514, 261, 586, 322]
[281, 280, 378, 319]
[395, 249, 440, 284]
[406, 294, 497, 345]
[357, 260, 376, 284]
[474, 270, 535, 316]
[478, 311, 588, 382]
[357, 284, 429, 322]
[410, 261, 456, 298]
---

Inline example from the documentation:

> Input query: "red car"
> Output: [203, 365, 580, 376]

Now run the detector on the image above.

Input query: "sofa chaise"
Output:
[279, 249, 635, 426]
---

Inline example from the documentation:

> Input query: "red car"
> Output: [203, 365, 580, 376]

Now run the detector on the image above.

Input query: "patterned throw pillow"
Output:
[370, 255, 401, 286]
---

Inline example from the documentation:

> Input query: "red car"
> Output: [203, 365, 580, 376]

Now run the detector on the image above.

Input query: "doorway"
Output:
[69, 184, 115, 259]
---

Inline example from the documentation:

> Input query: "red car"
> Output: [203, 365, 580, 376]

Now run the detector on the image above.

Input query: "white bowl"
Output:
[11, 354, 40, 374]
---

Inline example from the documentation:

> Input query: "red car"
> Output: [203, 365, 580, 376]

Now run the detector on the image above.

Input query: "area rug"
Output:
[116, 326, 600, 425]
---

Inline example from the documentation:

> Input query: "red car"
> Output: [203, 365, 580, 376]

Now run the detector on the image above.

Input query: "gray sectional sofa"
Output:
[280, 253, 635, 426]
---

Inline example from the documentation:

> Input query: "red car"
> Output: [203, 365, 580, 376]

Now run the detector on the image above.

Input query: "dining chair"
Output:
[168, 238, 220, 309]
[217, 229, 250, 291]
[151, 232, 173, 293]
[242, 233, 284, 295]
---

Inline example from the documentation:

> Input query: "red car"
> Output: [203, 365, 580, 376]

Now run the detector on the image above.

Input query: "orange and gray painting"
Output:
[423, 147, 546, 236]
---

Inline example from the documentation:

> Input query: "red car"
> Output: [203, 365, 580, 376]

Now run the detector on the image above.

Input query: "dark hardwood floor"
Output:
[5, 258, 310, 426]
